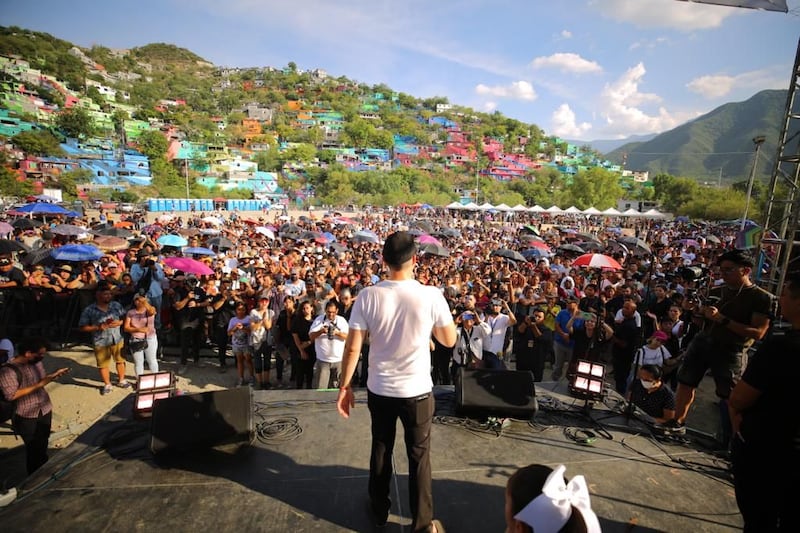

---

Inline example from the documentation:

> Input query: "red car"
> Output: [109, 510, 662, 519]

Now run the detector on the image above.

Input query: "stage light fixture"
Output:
[568, 360, 606, 402]
[133, 371, 177, 419]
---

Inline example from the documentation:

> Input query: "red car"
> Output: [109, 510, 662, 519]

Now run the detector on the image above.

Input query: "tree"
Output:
[57, 168, 93, 201]
[563, 167, 623, 209]
[55, 107, 96, 139]
[11, 130, 65, 156]
[282, 143, 316, 164]
[0, 154, 33, 197]
[136, 130, 169, 160]
[660, 176, 700, 213]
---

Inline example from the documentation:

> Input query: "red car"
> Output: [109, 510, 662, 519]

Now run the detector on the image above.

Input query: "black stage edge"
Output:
[0, 383, 742, 532]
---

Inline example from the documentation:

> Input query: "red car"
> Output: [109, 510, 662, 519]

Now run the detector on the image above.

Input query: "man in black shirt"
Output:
[172, 275, 210, 368]
[728, 271, 800, 532]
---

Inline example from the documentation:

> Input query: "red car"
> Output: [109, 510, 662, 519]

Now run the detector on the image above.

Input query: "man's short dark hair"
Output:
[717, 249, 754, 268]
[382, 231, 416, 268]
[17, 337, 49, 355]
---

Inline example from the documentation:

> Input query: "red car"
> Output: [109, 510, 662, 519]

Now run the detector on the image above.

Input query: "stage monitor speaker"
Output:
[456, 368, 537, 419]
[149, 387, 254, 454]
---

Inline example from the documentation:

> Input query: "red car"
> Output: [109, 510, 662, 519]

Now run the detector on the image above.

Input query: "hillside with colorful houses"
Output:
[0, 27, 654, 212]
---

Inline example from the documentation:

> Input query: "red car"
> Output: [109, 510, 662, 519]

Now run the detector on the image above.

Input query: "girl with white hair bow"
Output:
[505, 464, 601, 533]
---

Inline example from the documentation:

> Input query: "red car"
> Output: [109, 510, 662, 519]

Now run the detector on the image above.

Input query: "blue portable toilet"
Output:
[148, 199, 158, 211]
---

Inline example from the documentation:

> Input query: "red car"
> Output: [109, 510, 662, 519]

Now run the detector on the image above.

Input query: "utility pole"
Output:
[741, 136, 766, 231]
[184, 158, 190, 200]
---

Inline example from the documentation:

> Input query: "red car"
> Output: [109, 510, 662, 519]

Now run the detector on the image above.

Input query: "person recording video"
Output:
[664, 250, 774, 438]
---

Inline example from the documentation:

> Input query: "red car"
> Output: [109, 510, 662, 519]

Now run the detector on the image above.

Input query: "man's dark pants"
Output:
[367, 390, 434, 532]
[180, 324, 203, 364]
[13, 411, 52, 474]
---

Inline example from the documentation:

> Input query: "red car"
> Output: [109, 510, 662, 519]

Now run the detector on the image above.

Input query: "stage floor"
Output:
[0, 383, 741, 532]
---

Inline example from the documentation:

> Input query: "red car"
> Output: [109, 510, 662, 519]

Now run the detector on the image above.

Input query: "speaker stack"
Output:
[149, 387, 254, 454]
[455, 368, 537, 418]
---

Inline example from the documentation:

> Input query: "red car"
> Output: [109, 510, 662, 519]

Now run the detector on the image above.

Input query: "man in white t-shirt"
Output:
[309, 299, 349, 389]
[337, 231, 456, 533]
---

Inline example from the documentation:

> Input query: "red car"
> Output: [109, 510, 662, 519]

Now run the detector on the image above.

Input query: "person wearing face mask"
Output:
[0, 337, 70, 474]
[627, 364, 675, 425]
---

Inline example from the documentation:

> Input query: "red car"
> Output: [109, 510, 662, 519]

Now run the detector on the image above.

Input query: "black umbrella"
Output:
[576, 241, 603, 252]
[491, 248, 526, 262]
[557, 243, 585, 254]
[207, 236, 235, 250]
[420, 242, 450, 257]
[19, 247, 54, 266]
[329, 242, 347, 254]
[575, 232, 601, 243]
[439, 227, 461, 239]
[0, 239, 30, 254]
[92, 227, 133, 238]
[280, 223, 302, 234]
[12, 218, 42, 230]
[299, 230, 323, 241]
[412, 220, 434, 234]
[706, 234, 721, 244]
[618, 236, 651, 254]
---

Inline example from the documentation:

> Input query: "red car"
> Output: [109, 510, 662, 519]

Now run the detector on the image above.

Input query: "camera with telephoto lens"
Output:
[677, 265, 707, 281]
[327, 322, 336, 340]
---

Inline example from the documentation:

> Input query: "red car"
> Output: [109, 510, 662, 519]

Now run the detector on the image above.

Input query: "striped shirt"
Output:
[0, 360, 53, 419]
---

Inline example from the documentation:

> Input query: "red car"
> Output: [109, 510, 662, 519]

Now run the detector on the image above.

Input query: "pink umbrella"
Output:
[572, 253, 623, 270]
[417, 234, 442, 246]
[163, 257, 214, 276]
[527, 240, 551, 251]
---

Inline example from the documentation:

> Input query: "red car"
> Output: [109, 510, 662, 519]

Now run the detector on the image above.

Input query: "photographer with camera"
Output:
[515, 308, 553, 381]
[484, 293, 517, 367]
[664, 250, 773, 438]
[130, 249, 164, 330]
[172, 274, 210, 370]
[308, 299, 348, 389]
[452, 310, 491, 377]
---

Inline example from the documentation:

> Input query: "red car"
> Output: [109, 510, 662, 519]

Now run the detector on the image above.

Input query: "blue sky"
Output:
[4, 0, 799, 140]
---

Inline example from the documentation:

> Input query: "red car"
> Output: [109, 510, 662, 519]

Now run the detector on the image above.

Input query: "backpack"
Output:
[0, 363, 23, 424]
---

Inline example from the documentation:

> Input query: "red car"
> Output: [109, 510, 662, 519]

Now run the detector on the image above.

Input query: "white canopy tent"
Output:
[582, 207, 602, 215]
[494, 203, 512, 211]
[563, 206, 582, 214]
[529, 205, 546, 212]
[621, 208, 644, 217]
[602, 207, 622, 215]
[446, 201, 463, 209]
[461, 202, 480, 210]
[643, 208, 668, 218]
[545, 205, 563, 214]
[511, 204, 528, 212]
[477, 202, 495, 211]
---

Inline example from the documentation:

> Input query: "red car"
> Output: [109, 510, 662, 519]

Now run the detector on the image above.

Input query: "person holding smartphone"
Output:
[0, 337, 70, 474]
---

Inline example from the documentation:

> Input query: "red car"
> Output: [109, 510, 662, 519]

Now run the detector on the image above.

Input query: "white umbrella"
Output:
[202, 216, 223, 226]
[255, 226, 276, 239]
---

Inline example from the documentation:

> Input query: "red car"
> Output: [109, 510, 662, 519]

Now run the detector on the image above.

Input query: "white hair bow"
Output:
[514, 464, 601, 533]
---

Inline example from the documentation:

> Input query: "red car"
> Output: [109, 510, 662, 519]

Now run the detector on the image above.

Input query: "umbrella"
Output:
[157, 214, 175, 224]
[329, 242, 348, 254]
[491, 249, 526, 262]
[320, 232, 336, 243]
[521, 225, 540, 236]
[406, 229, 427, 237]
[605, 241, 629, 255]
[183, 246, 216, 257]
[201, 216, 223, 226]
[0, 239, 30, 254]
[199, 228, 221, 236]
[207, 236, 235, 250]
[178, 228, 202, 237]
[163, 257, 214, 276]
[280, 223, 302, 234]
[575, 232, 601, 243]
[158, 234, 189, 247]
[576, 241, 604, 252]
[141, 224, 163, 235]
[113, 221, 135, 228]
[525, 240, 551, 251]
[10, 203, 77, 216]
[51, 224, 89, 237]
[299, 230, 323, 241]
[412, 220, 434, 233]
[521, 248, 551, 260]
[331, 216, 356, 226]
[353, 230, 380, 244]
[438, 227, 461, 239]
[557, 243, 586, 254]
[20, 247, 54, 266]
[11, 218, 42, 230]
[93, 226, 133, 238]
[419, 242, 450, 257]
[572, 253, 623, 270]
[705, 235, 721, 244]
[675, 238, 700, 248]
[417, 234, 442, 246]
[93, 235, 130, 252]
[255, 227, 276, 239]
[617, 236, 651, 254]
[0, 221, 13, 235]
[51, 244, 104, 262]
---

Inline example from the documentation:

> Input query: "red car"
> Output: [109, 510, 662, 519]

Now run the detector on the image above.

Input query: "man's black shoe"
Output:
[367, 499, 389, 527]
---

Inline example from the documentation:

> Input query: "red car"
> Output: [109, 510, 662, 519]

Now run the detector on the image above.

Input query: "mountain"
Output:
[565, 133, 656, 154]
[605, 89, 788, 183]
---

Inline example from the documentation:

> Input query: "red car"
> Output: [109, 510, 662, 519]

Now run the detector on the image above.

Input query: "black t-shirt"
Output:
[0, 266, 26, 287]
[630, 380, 675, 419]
[739, 330, 800, 452]
[175, 286, 207, 324]
[613, 317, 642, 357]
[213, 295, 238, 329]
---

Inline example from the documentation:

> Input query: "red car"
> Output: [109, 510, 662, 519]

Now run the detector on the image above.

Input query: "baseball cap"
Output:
[652, 330, 669, 342]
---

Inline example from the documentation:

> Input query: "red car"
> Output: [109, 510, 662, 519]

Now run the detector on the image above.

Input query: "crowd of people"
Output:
[1, 204, 796, 531]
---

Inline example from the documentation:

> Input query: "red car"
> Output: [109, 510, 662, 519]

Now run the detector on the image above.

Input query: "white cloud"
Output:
[530, 53, 602, 74]
[561, 30, 572, 39]
[483, 101, 498, 112]
[687, 66, 789, 99]
[475, 81, 537, 101]
[598, 62, 697, 136]
[628, 36, 670, 51]
[591, 0, 739, 30]
[551, 104, 592, 138]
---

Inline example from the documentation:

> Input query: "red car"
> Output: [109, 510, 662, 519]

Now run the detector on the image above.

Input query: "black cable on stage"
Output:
[255, 416, 303, 443]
